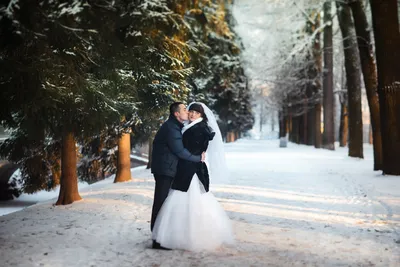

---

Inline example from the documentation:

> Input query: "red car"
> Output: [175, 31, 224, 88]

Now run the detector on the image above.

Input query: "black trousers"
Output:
[150, 174, 174, 232]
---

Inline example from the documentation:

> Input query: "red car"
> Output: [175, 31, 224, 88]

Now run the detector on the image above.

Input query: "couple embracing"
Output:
[150, 102, 234, 251]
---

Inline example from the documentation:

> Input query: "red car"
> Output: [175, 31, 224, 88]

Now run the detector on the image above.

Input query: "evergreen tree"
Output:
[0, 1, 137, 203]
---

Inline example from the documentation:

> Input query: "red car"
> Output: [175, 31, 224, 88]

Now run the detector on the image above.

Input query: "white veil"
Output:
[188, 102, 229, 184]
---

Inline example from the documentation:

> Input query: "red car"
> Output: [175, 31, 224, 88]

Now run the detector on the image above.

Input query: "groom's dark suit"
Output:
[150, 115, 201, 233]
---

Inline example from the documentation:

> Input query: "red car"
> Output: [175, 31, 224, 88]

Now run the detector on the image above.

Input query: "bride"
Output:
[151, 102, 234, 251]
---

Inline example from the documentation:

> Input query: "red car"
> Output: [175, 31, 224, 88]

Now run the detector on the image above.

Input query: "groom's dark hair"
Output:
[169, 102, 184, 116]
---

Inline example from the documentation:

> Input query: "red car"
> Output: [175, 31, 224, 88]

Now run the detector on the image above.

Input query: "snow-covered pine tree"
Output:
[180, 0, 254, 140]
[0, 1, 138, 204]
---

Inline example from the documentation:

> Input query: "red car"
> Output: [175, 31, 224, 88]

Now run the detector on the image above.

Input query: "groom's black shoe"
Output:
[152, 240, 171, 250]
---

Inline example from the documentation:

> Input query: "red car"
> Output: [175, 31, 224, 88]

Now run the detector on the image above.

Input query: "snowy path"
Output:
[0, 140, 399, 266]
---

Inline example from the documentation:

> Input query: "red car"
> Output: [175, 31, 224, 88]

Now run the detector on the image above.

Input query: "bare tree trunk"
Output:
[286, 114, 290, 137]
[271, 110, 275, 132]
[369, 124, 373, 145]
[288, 111, 293, 142]
[350, 0, 382, 170]
[339, 98, 349, 147]
[292, 116, 300, 144]
[298, 115, 304, 144]
[314, 103, 322, 148]
[146, 137, 153, 169]
[56, 131, 82, 205]
[370, 0, 400, 175]
[322, 1, 335, 150]
[279, 111, 287, 138]
[303, 100, 308, 144]
[51, 158, 61, 186]
[313, 12, 323, 149]
[307, 107, 315, 146]
[337, 2, 364, 158]
[279, 112, 284, 138]
[226, 132, 235, 143]
[114, 132, 132, 183]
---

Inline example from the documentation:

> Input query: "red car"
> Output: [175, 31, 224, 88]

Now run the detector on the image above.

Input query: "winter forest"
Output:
[1, 0, 400, 266]
[0, 0, 254, 204]
[234, 0, 400, 173]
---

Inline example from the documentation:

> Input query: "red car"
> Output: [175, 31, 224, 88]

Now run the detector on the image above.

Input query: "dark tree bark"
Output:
[305, 82, 315, 146]
[279, 111, 288, 138]
[313, 13, 323, 149]
[56, 131, 82, 205]
[307, 108, 315, 146]
[226, 132, 235, 143]
[298, 114, 305, 144]
[314, 102, 322, 148]
[289, 114, 294, 142]
[291, 116, 300, 144]
[370, 0, 400, 175]
[339, 96, 349, 147]
[322, 1, 335, 150]
[271, 111, 275, 132]
[146, 137, 153, 169]
[350, 0, 382, 170]
[337, 2, 364, 158]
[114, 132, 132, 183]
[302, 101, 308, 145]
[369, 124, 373, 145]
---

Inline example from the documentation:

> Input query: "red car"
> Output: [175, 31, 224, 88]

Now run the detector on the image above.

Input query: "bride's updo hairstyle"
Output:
[189, 103, 208, 123]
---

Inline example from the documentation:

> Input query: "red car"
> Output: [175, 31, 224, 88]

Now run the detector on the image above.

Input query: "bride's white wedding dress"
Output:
[151, 174, 234, 251]
[151, 102, 234, 251]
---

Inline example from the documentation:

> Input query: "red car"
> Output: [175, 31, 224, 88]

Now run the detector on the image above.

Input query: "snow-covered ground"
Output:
[0, 140, 399, 266]
[0, 172, 91, 216]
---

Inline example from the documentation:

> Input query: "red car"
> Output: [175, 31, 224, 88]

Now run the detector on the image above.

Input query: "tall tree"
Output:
[185, 0, 254, 138]
[57, 132, 82, 205]
[322, 1, 335, 150]
[349, 0, 382, 170]
[339, 63, 349, 148]
[114, 131, 132, 183]
[0, 1, 137, 204]
[370, 0, 400, 175]
[339, 93, 349, 147]
[313, 12, 323, 149]
[336, 1, 364, 158]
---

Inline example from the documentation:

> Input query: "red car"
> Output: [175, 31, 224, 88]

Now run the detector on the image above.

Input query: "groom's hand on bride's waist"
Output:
[201, 152, 206, 162]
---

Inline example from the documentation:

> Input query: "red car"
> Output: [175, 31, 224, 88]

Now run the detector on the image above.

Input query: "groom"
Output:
[150, 102, 205, 249]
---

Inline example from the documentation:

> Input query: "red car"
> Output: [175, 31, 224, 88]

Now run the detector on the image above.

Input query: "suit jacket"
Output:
[151, 115, 201, 178]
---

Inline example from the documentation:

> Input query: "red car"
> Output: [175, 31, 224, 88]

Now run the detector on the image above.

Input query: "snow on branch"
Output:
[58, 24, 98, 33]
[1, 0, 19, 17]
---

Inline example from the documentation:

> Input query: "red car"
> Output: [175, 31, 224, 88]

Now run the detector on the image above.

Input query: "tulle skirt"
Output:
[152, 174, 234, 251]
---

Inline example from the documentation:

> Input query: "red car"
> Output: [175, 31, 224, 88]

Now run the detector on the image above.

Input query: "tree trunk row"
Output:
[56, 128, 132, 205]
[226, 131, 240, 143]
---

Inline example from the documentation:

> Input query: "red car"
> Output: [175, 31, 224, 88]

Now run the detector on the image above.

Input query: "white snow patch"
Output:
[0, 166, 147, 217]
[130, 154, 148, 162]
[59, 0, 83, 16]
